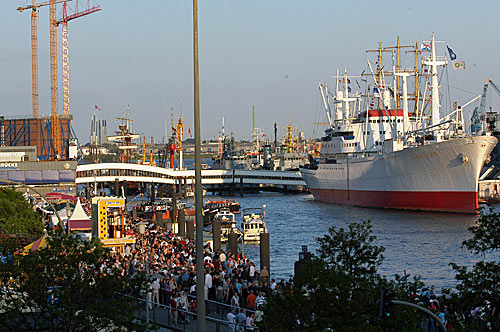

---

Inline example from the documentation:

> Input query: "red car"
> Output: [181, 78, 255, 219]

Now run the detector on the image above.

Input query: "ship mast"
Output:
[422, 33, 447, 130]
[384, 37, 413, 110]
[366, 43, 392, 110]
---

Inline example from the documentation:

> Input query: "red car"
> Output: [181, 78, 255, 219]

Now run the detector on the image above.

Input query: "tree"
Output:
[260, 220, 425, 332]
[0, 231, 148, 331]
[0, 188, 43, 254]
[0, 188, 43, 236]
[448, 208, 500, 331]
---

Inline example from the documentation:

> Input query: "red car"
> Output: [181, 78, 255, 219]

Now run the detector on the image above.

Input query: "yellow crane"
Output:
[17, 0, 71, 119]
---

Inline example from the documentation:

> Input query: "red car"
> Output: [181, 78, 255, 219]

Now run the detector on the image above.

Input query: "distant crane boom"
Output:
[488, 79, 500, 96]
[57, 2, 101, 115]
[17, 0, 70, 12]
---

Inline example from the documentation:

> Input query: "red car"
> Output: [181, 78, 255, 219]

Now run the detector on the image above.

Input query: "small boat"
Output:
[204, 199, 240, 213]
[215, 209, 242, 242]
[203, 199, 241, 224]
[241, 207, 268, 242]
[185, 184, 207, 197]
[487, 196, 500, 205]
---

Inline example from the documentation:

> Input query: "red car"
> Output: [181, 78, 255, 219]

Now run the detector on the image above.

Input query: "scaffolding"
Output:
[0, 115, 73, 160]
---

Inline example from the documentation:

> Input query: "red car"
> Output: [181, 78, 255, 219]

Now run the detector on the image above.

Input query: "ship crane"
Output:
[138, 137, 155, 166]
[57, 1, 102, 116]
[471, 84, 488, 135]
[472, 79, 500, 135]
[17, 0, 71, 119]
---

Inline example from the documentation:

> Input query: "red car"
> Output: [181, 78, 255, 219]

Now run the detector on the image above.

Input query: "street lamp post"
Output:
[193, 0, 206, 331]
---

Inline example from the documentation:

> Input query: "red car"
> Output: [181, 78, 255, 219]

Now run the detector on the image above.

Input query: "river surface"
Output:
[193, 192, 485, 292]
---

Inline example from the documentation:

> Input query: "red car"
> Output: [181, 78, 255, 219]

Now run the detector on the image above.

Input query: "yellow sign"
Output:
[101, 237, 136, 247]
[95, 197, 125, 240]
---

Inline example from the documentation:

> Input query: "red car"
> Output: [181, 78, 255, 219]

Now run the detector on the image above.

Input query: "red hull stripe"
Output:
[309, 189, 479, 214]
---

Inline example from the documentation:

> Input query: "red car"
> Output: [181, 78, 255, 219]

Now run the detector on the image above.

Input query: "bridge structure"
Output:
[76, 162, 307, 196]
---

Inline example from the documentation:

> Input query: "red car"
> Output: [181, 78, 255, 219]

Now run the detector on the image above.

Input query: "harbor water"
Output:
[199, 192, 482, 291]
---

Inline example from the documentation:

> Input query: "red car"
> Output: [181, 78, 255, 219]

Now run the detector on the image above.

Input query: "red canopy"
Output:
[45, 193, 77, 201]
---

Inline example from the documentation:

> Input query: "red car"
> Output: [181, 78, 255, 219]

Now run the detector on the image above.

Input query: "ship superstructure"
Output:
[300, 34, 497, 213]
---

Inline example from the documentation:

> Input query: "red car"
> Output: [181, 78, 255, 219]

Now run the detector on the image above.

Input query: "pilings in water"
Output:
[240, 176, 243, 197]
[228, 231, 238, 256]
[178, 208, 186, 238]
[171, 184, 177, 224]
[260, 232, 270, 276]
[155, 210, 163, 227]
[185, 211, 194, 240]
[212, 218, 221, 251]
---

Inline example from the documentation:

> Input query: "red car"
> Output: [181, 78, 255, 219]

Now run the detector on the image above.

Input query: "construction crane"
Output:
[17, 0, 71, 119]
[49, 0, 61, 158]
[57, 1, 101, 115]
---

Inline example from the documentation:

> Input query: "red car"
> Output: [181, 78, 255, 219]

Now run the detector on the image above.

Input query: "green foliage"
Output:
[463, 208, 500, 254]
[0, 188, 43, 236]
[0, 231, 148, 332]
[260, 220, 425, 332]
[448, 208, 500, 331]
[317, 220, 385, 279]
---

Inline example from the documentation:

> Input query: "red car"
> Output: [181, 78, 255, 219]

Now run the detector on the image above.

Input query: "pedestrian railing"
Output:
[122, 292, 257, 332]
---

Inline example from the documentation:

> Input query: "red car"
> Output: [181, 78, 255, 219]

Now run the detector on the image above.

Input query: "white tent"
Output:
[68, 198, 92, 231]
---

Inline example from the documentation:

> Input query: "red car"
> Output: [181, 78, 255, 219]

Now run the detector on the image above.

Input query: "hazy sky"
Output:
[2, 0, 500, 144]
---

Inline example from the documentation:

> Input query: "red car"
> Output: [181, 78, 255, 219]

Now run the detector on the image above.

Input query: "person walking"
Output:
[227, 308, 236, 332]
[246, 290, 256, 311]
[236, 309, 247, 332]
[231, 292, 240, 311]
[246, 312, 256, 331]
[151, 278, 160, 307]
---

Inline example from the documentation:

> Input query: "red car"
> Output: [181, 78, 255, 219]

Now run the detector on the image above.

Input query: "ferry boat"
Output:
[241, 207, 268, 242]
[300, 34, 497, 213]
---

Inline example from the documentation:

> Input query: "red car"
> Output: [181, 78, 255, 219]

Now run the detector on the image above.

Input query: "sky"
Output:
[2, 0, 500, 144]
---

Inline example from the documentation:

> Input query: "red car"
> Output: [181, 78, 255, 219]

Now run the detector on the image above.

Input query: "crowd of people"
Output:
[105, 217, 275, 331]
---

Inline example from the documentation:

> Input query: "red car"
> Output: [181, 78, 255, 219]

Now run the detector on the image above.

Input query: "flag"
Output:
[188, 128, 192, 137]
[452, 61, 466, 70]
[94, 104, 100, 110]
[420, 43, 431, 51]
[348, 86, 352, 93]
[447, 46, 457, 60]
[373, 86, 380, 97]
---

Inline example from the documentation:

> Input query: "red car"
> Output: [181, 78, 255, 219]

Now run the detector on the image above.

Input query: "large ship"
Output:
[300, 34, 497, 213]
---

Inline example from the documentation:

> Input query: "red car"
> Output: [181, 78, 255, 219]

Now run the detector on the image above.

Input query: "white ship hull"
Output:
[300, 136, 497, 213]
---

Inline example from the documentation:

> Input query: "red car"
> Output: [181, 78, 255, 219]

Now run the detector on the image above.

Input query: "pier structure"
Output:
[76, 162, 306, 195]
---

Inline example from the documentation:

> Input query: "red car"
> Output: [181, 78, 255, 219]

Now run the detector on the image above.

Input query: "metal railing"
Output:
[123, 292, 259, 332]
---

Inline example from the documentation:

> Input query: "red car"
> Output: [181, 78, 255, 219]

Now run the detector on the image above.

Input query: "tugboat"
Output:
[241, 206, 268, 242]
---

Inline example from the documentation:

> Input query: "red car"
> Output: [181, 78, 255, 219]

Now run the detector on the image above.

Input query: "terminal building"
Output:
[0, 146, 77, 196]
